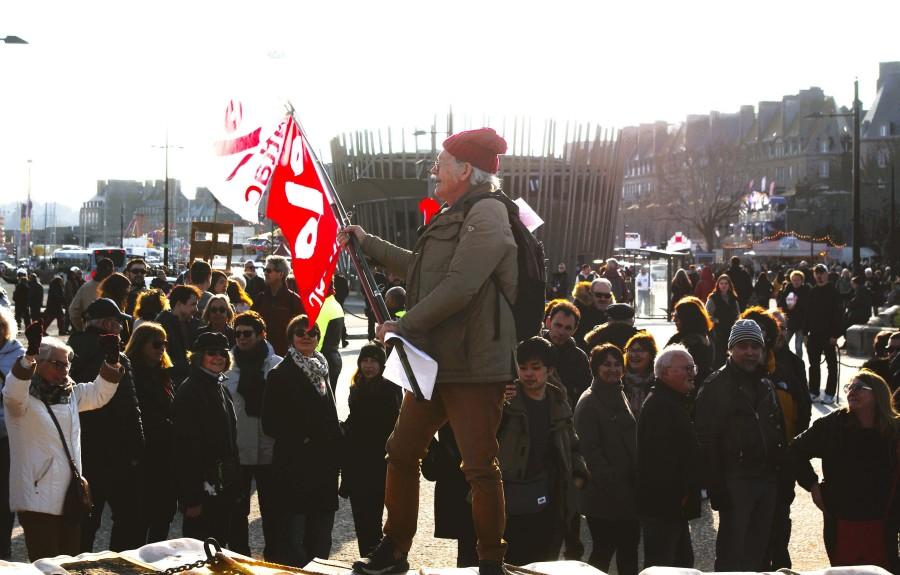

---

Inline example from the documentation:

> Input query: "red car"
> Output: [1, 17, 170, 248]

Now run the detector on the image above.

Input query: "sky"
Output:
[1, 0, 898, 211]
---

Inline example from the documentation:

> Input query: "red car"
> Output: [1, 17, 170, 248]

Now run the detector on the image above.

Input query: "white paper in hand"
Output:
[513, 197, 544, 232]
[383, 333, 438, 400]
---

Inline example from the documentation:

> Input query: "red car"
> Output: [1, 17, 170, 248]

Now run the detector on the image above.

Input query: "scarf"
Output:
[234, 340, 268, 416]
[29, 373, 74, 405]
[288, 347, 329, 397]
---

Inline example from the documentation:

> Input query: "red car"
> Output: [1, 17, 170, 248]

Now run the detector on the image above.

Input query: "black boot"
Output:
[352, 537, 410, 575]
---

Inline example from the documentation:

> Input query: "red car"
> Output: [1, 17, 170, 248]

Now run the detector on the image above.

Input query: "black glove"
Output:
[24, 322, 43, 356]
[99, 333, 121, 365]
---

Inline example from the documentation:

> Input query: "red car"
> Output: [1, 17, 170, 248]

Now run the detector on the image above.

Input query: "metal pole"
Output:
[289, 107, 425, 401]
[120, 204, 125, 248]
[891, 159, 896, 268]
[851, 79, 861, 273]
[163, 132, 170, 270]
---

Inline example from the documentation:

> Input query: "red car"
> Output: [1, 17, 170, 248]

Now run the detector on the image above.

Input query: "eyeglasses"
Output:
[235, 329, 256, 339]
[843, 382, 872, 394]
[592, 292, 612, 299]
[207, 307, 228, 314]
[671, 363, 697, 375]
[151, 340, 167, 350]
[205, 349, 229, 358]
[47, 359, 70, 372]
[294, 328, 320, 338]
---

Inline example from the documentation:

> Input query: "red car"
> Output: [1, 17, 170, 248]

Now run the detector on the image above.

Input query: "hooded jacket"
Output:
[498, 382, 589, 525]
[361, 183, 518, 384]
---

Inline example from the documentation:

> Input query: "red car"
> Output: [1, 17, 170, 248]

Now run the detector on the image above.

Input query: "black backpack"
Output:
[463, 190, 546, 342]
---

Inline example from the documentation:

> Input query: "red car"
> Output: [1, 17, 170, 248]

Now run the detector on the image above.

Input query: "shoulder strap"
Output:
[43, 401, 80, 477]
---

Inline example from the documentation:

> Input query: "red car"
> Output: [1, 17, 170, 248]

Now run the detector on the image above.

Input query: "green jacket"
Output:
[497, 382, 589, 523]
[362, 184, 518, 384]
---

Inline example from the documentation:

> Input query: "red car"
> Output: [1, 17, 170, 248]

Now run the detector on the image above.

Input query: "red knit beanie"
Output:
[442, 128, 508, 174]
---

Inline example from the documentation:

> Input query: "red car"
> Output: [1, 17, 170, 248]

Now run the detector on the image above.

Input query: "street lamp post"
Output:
[806, 79, 862, 272]
[152, 134, 182, 270]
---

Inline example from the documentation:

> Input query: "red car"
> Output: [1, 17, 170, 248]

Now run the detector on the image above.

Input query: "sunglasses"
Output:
[843, 382, 872, 394]
[235, 329, 256, 339]
[205, 349, 229, 358]
[294, 328, 320, 338]
[151, 339, 168, 350]
[592, 292, 612, 299]
[207, 307, 228, 314]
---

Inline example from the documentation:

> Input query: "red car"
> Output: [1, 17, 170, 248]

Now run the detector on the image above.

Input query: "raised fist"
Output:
[98, 333, 121, 365]
[24, 322, 43, 356]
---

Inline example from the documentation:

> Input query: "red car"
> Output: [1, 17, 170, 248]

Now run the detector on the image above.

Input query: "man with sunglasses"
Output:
[574, 278, 614, 352]
[68, 298, 144, 552]
[123, 259, 149, 316]
[251, 256, 303, 357]
[341, 128, 516, 575]
[223, 312, 281, 560]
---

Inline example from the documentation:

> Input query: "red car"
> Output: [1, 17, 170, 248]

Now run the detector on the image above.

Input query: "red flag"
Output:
[267, 117, 340, 325]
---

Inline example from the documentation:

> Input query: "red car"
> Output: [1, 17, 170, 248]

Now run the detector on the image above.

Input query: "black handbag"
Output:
[44, 402, 93, 523]
[504, 472, 550, 516]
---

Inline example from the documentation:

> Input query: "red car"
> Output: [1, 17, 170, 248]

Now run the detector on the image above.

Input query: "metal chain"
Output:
[160, 558, 211, 574]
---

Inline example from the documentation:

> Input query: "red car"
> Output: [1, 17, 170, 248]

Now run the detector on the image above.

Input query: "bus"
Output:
[51, 247, 126, 280]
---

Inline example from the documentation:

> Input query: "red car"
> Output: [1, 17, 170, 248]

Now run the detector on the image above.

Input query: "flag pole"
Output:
[286, 104, 426, 401]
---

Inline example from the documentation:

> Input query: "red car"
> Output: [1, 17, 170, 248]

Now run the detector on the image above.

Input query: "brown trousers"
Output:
[18, 511, 81, 562]
[383, 381, 508, 562]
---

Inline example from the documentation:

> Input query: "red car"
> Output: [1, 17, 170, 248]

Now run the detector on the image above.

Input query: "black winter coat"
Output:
[666, 331, 715, 387]
[13, 281, 28, 308]
[790, 410, 898, 520]
[541, 330, 591, 409]
[776, 283, 810, 333]
[574, 304, 607, 353]
[694, 361, 786, 492]
[804, 282, 843, 341]
[726, 264, 753, 307]
[27, 278, 43, 310]
[637, 383, 702, 520]
[130, 358, 174, 467]
[173, 366, 239, 508]
[262, 355, 342, 513]
[341, 375, 401, 497]
[574, 380, 637, 520]
[69, 328, 145, 469]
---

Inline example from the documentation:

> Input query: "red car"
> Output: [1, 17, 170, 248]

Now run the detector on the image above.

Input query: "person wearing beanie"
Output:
[340, 127, 517, 575]
[694, 318, 786, 571]
[341, 341, 402, 557]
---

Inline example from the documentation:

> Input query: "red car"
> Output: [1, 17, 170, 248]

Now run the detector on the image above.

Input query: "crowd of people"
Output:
[0, 126, 897, 574]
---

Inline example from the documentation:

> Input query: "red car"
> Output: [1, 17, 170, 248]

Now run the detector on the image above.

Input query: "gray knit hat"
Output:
[728, 319, 765, 349]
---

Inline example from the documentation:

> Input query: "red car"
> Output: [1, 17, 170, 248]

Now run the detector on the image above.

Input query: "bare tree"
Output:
[652, 144, 748, 251]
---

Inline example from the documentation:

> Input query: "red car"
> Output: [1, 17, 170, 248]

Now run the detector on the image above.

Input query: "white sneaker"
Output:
[821, 394, 835, 405]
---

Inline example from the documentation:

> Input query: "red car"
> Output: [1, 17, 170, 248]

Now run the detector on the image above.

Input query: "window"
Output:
[819, 139, 829, 153]
[819, 161, 830, 178]
[877, 149, 890, 168]
[881, 124, 888, 137]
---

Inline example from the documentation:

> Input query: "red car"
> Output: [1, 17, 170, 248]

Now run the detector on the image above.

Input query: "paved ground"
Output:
[2, 279, 861, 570]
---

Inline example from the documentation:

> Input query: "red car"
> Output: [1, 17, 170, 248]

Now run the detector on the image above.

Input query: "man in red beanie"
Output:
[340, 128, 517, 575]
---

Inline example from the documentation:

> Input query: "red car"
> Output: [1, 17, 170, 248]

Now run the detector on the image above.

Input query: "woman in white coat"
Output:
[3, 323, 121, 561]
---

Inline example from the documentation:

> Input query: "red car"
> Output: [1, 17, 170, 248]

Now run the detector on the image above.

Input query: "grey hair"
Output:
[469, 166, 501, 188]
[591, 278, 613, 291]
[654, 344, 692, 379]
[37, 337, 74, 362]
[265, 255, 290, 276]
[0, 306, 16, 342]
